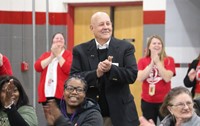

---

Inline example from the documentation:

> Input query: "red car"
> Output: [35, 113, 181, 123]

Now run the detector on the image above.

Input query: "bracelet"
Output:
[57, 55, 62, 61]
[4, 101, 14, 109]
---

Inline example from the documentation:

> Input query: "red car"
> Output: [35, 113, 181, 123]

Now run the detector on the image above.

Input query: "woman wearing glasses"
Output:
[43, 75, 103, 126]
[139, 86, 200, 126]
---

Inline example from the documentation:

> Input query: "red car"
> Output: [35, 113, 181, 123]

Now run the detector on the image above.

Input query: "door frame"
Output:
[66, 1, 143, 51]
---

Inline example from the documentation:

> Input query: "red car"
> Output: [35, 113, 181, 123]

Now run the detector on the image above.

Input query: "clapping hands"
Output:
[43, 99, 62, 125]
[51, 43, 63, 57]
[151, 51, 160, 64]
[188, 69, 196, 81]
[4, 79, 15, 107]
[97, 56, 113, 77]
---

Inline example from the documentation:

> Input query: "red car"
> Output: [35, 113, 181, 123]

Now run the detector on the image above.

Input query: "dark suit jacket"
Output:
[70, 37, 139, 126]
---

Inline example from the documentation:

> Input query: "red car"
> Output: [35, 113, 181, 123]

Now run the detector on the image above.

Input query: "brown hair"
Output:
[51, 32, 66, 49]
[159, 86, 192, 117]
[145, 35, 167, 61]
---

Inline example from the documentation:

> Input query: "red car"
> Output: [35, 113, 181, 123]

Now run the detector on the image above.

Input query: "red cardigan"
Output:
[34, 50, 72, 103]
[0, 55, 13, 76]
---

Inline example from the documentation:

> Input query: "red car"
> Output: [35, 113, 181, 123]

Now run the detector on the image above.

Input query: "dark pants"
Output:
[141, 99, 163, 124]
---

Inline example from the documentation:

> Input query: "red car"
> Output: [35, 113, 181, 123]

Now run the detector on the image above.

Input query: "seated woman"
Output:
[139, 86, 200, 126]
[43, 74, 103, 126]
[0, 75, 38, 126]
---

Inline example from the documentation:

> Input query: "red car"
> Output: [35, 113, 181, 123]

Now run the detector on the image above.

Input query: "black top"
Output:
[54, 98, 103, 126]
[184, 59, 199, 97]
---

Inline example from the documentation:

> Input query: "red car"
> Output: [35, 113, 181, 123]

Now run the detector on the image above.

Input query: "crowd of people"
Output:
[0, 11, 200, 126]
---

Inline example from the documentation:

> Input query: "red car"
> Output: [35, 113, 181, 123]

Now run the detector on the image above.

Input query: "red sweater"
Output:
[0, 55, 13, 75]
[34, 50, 72, 103]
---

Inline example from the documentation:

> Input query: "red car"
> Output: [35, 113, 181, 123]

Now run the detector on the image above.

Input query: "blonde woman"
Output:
[137, 35, 176, 124]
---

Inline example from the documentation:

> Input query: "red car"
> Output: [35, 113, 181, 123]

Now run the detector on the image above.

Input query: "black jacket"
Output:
[54, 98, 103, 126]
[184, 59, 199, 97]
[70, 37, 139, 126]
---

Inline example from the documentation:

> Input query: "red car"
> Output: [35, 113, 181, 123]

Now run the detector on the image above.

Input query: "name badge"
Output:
[112, 63, 119, 66]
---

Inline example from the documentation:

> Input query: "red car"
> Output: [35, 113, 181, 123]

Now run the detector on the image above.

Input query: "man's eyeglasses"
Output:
[170, 101, 193, 108]
[65, 85, 85, 94]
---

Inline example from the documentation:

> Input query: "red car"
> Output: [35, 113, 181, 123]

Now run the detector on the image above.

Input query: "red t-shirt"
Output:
[138, 56, 176, 103]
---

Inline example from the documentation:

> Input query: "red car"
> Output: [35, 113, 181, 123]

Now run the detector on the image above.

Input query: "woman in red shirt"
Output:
[34, 32, 72, 106]
[137, 35, 176, 124]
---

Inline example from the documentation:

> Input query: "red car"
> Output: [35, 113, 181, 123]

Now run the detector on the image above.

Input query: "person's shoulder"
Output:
[160, 115, 173, 125]
[138, 56, 149, 61]
[64, 49, 72, 54]
[191, 59, 199, 64]
[165, 56, 174, 59]
[73, 39, 96, 53]
[74, 39, 95, 48]
[84, 98, 100, 111]
[111, 37, 131, 45]
[18, 105, 35, 111]
[186, 113, 200, 125]
[2, 55, 9, 60]
[41, 51, 51, 56]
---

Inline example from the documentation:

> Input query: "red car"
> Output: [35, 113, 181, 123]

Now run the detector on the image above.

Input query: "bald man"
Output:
[70, 12, 139, 126]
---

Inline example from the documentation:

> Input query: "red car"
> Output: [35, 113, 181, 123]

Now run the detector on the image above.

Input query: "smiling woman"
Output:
[140, 86, 200, 126]
[160, 86, 200, 125]
[43, 74, 103, 126]
[34, 32, 73, 107]
[0, 75, 38, 126]
[137, 35, 176, 125]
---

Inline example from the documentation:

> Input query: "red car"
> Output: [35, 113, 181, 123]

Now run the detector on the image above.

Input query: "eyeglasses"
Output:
[170, 101, 193, 108]
[65, 85, 85, 94]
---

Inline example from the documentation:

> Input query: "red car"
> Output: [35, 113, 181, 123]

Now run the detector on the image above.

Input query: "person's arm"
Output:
[17, 106, 38, 126]
[96, 56, 113, 78]
[154, 56, 175, 83]
[4, 80, 37, 126]
[54, 115, 72, 126]
[70, 45, 98, 87]
[139, 116, 155, 126]
[155, 61, 174, 83]
[137, 60, 154, 82]
[5, 105, 29, 126]
[59, 50, 72, 74]
[41, 53, 54, 69]
[43, 100, 73, 126]
[34, 52, 52, 72]
[3, 79, 28, 126]
[184, 60, 198, 87]
[79, 110, 103, 126]
[108, 42, 138, 84]
[51, 43, 66, 67]
[0, 54, 13, 75]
